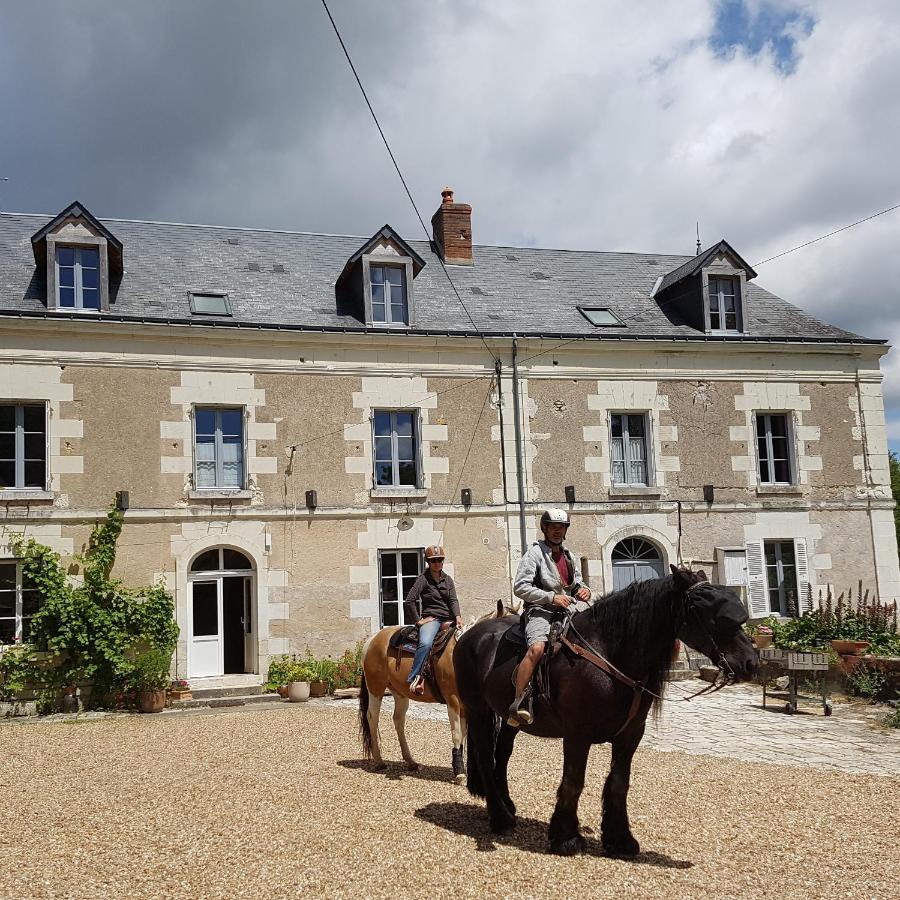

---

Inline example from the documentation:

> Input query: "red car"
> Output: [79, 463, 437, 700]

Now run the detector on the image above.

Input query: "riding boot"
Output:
[506, 691, 533, 728]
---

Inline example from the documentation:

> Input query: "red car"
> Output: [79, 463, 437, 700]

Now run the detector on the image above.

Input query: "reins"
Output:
[559, 578, 734, 737]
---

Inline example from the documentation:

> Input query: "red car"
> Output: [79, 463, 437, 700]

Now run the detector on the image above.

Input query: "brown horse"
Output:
[358, 600, 513, 783]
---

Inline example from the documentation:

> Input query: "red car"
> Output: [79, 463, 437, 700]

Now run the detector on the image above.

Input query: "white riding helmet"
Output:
[540, 508, 570, 529]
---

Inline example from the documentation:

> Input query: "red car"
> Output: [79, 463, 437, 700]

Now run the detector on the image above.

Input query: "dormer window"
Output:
[370, 265, 407, 325]
[30, 202, 122, 314]
[335, 225, 425, 328]
[708, 276, 740, 333]
[56, 246, 100, 310]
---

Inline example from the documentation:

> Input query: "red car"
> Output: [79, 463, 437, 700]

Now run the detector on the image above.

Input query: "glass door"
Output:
[189, 580, 221, 677]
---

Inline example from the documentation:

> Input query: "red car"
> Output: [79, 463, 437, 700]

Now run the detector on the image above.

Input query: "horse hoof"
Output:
[602, 836, 640, 858]
[550, 834, 586, 857]
[489, 814, 516, 835]
[453, 772, 466, 785]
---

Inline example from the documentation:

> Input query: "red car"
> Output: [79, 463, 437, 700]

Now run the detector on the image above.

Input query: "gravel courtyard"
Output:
[2, 699, 897, 899]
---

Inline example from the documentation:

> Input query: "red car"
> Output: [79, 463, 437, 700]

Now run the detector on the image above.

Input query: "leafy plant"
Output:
[0, 645, 33, 707]
[130, 647, 172, 692]
[845, 664, 887, 702]
[882, 706, 900, 729]
[7, 502, 179, 709]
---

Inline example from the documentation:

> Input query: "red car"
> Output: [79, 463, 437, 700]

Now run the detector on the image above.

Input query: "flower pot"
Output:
[831, 640, 870, 656]
[309, 680, 328, 698]
[755, 634, 774, 649]
[139, 689, 167, 713]
[287, 681, 310, 702]
[276, 684, 289, 698]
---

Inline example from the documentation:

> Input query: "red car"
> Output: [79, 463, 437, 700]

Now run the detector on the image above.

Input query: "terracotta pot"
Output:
[139, 689, 167, 713]
[287, 681, 310, 702]
[309, 680, 327, 698]
[831, 640, 870, 656]
[277, 685, 288, 698]
[755, 634, 774, 649]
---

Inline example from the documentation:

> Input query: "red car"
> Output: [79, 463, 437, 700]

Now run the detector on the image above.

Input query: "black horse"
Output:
[453, 566, 758, 857]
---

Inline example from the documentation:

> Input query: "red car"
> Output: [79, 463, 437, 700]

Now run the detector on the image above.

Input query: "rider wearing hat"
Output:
[403, 545, 463, 695]
[509, 508, 593, 725]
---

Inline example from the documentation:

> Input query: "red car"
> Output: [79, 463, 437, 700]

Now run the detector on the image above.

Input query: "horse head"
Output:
[669, 565, 759, 683]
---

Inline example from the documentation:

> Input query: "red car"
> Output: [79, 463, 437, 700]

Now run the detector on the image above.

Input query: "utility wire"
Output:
[754, 201, 900, 267]
[320, 0, 497, 364]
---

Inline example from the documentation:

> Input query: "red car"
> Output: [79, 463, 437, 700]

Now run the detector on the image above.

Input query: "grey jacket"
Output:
[513, 541, 594, 610]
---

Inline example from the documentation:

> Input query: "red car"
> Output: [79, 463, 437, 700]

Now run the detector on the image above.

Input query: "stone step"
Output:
[169, 692, 281, 710]
[189, 684, 266, 700]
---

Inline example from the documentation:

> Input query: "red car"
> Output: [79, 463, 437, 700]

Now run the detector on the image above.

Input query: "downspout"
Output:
[856, 366, 883, 599]
[495, 359, 517, 607]
[511, 336, 528, 555]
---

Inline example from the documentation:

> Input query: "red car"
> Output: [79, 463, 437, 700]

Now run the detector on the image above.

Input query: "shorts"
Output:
[523, 601, 589, 647]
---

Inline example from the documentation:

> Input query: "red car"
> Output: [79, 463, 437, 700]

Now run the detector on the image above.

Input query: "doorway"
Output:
[611, 537, 664, 591]
[188, 548, 255, 678]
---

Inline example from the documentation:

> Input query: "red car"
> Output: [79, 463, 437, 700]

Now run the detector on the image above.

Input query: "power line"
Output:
[319, 0, 497, 365]
[754, 201, 900, 267]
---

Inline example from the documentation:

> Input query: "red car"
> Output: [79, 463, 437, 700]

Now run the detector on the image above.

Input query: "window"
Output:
[756, 413, 792, 484]
[578, 307, 624, 327]
[764, 540, 799, 616]
[609, 413, 649, 486]
[370, 266, 408, 325]
[189, 293, 232, 316]
[0, 562, 40, 644]
[379, 549, 422, 627]
[708, 276, 740, 332]
[194, 408, 244, 489]
[373, 411, 418, 488]
[56, 246, 100, 310]
[0, 404, 47, 490]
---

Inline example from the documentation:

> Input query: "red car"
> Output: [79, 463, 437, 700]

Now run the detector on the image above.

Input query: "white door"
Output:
[190, 579, 222, 677]
[242, 577, 256, 674]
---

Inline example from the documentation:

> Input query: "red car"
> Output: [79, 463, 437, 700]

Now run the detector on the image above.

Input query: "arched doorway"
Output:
[611, 537, 664, 591]
[188, 548, 255, 678]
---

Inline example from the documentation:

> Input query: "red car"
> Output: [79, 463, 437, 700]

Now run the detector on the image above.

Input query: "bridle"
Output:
[558, 576, 737, 737]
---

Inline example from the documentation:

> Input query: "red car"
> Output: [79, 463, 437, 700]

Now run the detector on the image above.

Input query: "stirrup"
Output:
[506, 695, 532, 728]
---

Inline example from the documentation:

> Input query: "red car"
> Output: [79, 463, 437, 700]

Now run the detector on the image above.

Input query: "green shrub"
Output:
[130, 647, 173, 692]
[846, 664, 887, 701]
[882, 707, 900, 729]
[0, 645, 33, 705]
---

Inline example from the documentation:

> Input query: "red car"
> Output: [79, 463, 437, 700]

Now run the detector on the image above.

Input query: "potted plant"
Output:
[168, 678, 192, 702]
[831, 639, 870, 656]
[131, 648, 173, 713]
[755, 625, 774, 649]
[286, 664, 314, 702]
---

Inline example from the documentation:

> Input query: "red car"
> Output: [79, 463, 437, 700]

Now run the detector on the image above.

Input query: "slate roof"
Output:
[0, 211, 875, 344]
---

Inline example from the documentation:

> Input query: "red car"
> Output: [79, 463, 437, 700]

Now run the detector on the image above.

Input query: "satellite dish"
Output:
[397, 516, 414, 532]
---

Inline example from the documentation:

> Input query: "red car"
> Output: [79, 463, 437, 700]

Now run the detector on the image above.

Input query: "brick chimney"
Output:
[431, 187, 473, 265]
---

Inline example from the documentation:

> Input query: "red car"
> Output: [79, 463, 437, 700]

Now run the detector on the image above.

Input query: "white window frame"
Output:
[55, 245, 101, 311]
[0, 403, 48, 491]
[372, 409, 421, 489]
[377, 548, 423, 628]
[192, 406, 246, 490]
[609, 412, 652, 487]
[369, 264, 408, 325]
[0, 561, 39, 645]
[755, 412, 794, 485]
[708, 275, 741, 334]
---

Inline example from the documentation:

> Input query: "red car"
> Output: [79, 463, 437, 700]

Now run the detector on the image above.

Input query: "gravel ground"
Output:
[2, 703, 897, 899]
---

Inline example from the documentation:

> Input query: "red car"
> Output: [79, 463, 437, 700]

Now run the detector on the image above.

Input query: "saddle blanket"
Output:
[389, 622, 455, 659]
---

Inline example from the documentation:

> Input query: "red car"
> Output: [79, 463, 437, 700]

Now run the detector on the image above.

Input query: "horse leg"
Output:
[468, 706, 515, 834]
[548, 737, 591, 856]
[366, 687, 387, 771]
[493, 722, 518, 818]
[600, 726, 645, 857]
[447, 700, 466, 784]
[391, 692, 418, 771]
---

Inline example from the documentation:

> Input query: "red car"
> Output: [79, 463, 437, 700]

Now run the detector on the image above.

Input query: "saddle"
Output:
[500, 610, 570, 709]
[387, 621, 455, 704]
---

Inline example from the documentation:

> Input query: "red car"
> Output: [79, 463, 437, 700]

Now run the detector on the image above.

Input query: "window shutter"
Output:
[745, 541, 768, 618]
[794, 538, 811, 612]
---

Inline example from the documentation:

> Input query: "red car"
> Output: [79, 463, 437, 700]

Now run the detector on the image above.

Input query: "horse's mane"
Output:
[584, 574, 684, 704]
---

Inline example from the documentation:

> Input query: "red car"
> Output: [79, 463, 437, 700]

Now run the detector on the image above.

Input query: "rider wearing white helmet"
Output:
[508, 508, 593, 725]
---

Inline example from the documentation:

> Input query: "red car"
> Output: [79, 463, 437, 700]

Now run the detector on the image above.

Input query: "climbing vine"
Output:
[4, 503, 178, 710]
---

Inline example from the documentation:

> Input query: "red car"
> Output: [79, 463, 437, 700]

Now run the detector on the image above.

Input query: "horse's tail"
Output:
[358, 671, 374, 759]
[465, 727, 484, 797]
[465, 708, 499, 798]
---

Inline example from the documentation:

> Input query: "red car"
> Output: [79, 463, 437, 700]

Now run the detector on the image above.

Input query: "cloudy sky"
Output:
[1, 0, 899, 447]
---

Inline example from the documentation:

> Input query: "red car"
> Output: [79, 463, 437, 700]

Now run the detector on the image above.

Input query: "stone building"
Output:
[0, 191, 897, 683]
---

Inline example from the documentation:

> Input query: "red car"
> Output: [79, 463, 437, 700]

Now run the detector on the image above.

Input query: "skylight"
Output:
[578, 307, 624, 327]
[189, 293, 232, 316]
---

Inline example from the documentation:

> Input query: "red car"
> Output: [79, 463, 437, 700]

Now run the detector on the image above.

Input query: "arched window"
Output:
[611, 537, 664, 590]
[190, 548, 253, 573]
